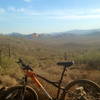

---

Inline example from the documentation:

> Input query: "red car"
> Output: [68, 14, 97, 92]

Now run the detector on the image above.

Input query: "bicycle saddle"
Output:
[57, 61, 74, 67]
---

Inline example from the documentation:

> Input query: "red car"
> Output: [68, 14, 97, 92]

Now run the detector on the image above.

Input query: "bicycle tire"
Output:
[61, 79, 100, 100]
[3, 85, 38, 100]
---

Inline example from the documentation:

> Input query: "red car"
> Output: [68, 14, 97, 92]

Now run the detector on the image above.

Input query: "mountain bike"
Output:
[2, 58, 100, 100]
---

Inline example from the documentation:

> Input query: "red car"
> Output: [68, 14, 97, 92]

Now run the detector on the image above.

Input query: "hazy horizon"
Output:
[1, 28, 100, 35]
[0, 0, 100, 34]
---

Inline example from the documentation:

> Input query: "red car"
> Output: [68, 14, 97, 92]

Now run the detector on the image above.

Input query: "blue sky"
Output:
[0, 0, 100, 34]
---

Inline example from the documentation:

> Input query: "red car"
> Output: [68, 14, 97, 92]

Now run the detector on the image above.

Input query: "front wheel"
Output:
[3, 85, 38, 100]
[61, 79, 100, 100]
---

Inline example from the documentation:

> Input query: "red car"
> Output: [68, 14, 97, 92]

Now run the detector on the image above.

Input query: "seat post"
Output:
[56, 52, 69, 99]
[56, 64, 67, 100]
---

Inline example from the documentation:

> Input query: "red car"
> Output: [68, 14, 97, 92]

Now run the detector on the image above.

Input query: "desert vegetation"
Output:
[0, 33, 100, 99]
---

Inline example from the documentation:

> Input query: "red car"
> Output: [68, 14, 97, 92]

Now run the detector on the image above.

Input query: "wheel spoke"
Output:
[62, 80, 100, 100]
[4, 86, 38, 100]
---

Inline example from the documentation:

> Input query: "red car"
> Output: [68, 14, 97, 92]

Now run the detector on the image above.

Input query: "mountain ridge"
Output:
[0, 29, 100, 40]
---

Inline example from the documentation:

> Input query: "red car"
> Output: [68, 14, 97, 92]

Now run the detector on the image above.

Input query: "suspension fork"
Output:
[21, 75, 27, 100]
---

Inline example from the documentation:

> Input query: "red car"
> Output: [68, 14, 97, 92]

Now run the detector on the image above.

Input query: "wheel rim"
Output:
[5, 87, 37, 100]
[64, 81, 100, 100]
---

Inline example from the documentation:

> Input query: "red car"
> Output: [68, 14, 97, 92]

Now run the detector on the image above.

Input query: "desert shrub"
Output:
[76, 51, 100, 69]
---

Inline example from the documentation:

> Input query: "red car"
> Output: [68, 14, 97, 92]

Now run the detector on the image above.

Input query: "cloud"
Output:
[45, 8, 100, 20]
[23, 0, 32, 3]
[8, 7, 25, 13]
[3, 7, 100, 20]
[90, 9, 100, 13]
[51, 14, 100, 20]
[0, 8, 5, 14]
[8, 7, 16, 12]
[7, 6, 41, 16]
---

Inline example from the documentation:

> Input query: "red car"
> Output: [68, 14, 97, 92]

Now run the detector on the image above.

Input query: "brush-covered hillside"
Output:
[1, 31, 100, 69]
[0, 31, 100, 90]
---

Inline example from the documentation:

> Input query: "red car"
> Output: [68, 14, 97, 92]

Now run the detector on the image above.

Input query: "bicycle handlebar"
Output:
[17, 58, 74, 71]
[17, 58, 33, 71]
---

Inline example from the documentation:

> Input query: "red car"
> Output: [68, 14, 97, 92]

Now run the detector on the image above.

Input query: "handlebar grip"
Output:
[17, 58, 33, 71]
[17, 58, 23, 64]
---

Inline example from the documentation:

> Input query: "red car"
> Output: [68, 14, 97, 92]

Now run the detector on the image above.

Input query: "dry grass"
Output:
[0, 75, 18, 88]
[32, 66, 100, 99]
[0, 34, 100, 99]
[0, 65, 100, 100]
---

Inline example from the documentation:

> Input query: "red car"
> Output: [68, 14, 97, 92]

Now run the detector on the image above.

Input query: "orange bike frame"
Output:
[23, 70, 53, 100]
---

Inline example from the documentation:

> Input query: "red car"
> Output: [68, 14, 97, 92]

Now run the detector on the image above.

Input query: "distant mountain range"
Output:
[65, 29, 100, 35]
[0, 29, 100, 49]
[0, 29, 100, 39]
